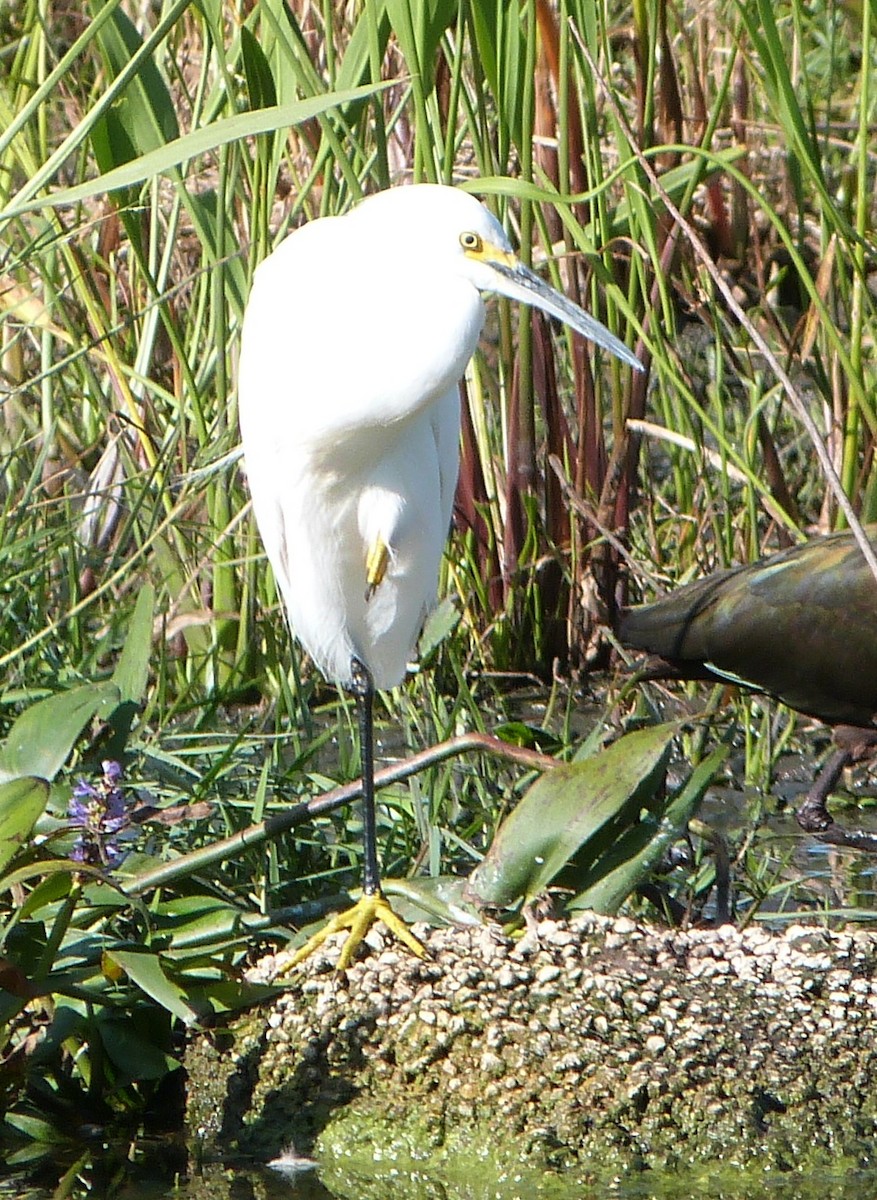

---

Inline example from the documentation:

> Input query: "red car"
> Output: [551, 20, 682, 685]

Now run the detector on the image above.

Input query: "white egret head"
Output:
[344, 184, 642, 372]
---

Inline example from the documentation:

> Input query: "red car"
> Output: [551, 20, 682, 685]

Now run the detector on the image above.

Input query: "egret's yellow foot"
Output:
[289, 890, 427, 972]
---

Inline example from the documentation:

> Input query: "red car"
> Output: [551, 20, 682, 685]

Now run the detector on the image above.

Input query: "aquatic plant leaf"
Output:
[98, 1016, 180, 1081]
[150, 894, 264, 956]
[106, 948, 204, 1026]
[0, 777, 50, 875]
[384, 876, 484, 927]
[0, 859, 103, 897]
[466, 723, 678, 910]
[178, 978, 285, 1015]
[3, 1112, 59, 1144]
[102, 582, 155, 758]
[0, 682, 121, 785]
[112, 582, 155, 706]
[493, 721, 563, 754]
[569, 742, 729, 914]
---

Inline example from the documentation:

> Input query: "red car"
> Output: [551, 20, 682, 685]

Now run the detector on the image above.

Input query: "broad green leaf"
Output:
[3, 1112, 60, 1143]
[106, 948, 205, 1026]
[3, 1145, 60, 1169]
[418, 596, 460, 659]
[0, 778, 50, 875]
[0, 682, 121, 785]
[466, 723, 678, 910]
[571, 720, 615, 764]
[384, 875, 483, 927]
[0, 859, 100, 894]
[111, 582, 154, 706]
[17, 869, 79, 919]
[283, 879, 482, 953]
[181, 978, 285, 1014]
[101, 582, 155, 759]
[240, 24, 278, 111]
[493, 721, 563, 755]
[98, 1017, 180, 1081]
[151, 895, 250, 952]
[570, 743, 730, 915]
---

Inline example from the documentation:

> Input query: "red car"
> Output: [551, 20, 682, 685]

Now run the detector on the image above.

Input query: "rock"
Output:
[185, 913, 877, 1185]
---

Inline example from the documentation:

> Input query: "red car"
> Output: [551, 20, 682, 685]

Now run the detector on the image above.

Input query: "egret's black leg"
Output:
[286, 656, 427, 970]
[350, 656, 380, 895]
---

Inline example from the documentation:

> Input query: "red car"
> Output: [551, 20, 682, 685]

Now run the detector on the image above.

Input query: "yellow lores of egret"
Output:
[239, 183, 641, 969]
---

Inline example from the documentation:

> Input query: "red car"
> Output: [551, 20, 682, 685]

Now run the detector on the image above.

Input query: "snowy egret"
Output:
[239, 183, 641, 968]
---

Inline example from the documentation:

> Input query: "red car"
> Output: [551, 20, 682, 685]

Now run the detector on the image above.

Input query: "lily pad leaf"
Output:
[466, 722, 678, 911]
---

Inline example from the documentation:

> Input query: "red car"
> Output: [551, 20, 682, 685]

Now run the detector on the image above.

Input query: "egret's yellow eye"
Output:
[460, 231, 482, 253]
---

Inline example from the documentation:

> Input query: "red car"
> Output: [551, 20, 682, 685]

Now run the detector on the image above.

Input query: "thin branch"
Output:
[125, 732, 558, 896]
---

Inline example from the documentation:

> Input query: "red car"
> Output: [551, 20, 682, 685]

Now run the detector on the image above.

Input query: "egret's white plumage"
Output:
[240, 188, 489, 689]
[240, 184, 638, 692]
[238, 183, 640, 966]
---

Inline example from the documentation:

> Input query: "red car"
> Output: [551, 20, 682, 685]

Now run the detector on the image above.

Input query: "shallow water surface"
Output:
[5, 1147, 877, 1200]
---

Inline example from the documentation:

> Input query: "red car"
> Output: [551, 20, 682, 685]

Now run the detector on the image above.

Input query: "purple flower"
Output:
[70, 835, 127, 869]
[67, 760, 131, 870]
[101, 759, 123, 787]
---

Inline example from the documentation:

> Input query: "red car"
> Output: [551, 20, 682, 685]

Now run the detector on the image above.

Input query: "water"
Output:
[5, 1149, 877, 1200]
[698, 775, 877, 924]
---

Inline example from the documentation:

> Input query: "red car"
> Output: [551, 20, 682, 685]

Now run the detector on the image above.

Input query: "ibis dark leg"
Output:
[796, 727, 877, 853]
[350, 656, 380, 895]
[795, 746, 853, 834]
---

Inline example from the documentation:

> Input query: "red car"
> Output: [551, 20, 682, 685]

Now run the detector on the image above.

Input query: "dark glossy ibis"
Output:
[619, 528, 877, 850]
